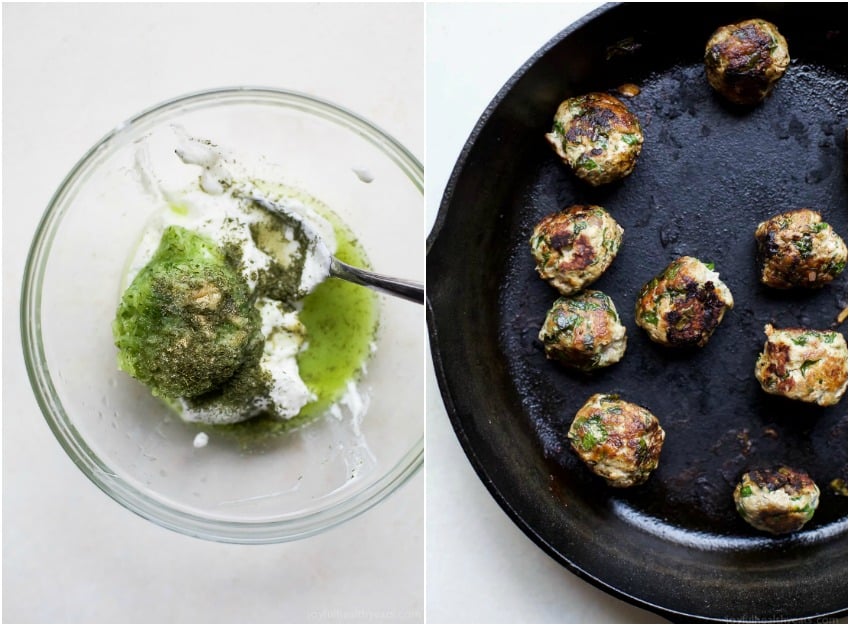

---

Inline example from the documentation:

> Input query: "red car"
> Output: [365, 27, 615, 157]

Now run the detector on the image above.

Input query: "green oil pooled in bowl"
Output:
[297, 216, 380, 416]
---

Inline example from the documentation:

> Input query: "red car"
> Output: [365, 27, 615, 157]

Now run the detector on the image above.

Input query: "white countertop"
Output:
[425, 4, 663, 623]
[3, 4, 423, 623]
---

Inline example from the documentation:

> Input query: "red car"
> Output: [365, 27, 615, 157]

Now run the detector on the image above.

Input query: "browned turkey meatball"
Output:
[568, 393, 665, 488]
[635, 256, 734, 348]
[530, 205, 624, 296]
[544, 92, 644, 186]
[754, 324, 848, 406]
[733, 466, 820, 534]
[755, 209, 848, 289]
[538, 291, 627, 371]
[704, 19, 790, 105]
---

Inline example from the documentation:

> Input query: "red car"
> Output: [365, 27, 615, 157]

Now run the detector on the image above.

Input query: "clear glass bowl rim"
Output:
[20, 86, 424, 544]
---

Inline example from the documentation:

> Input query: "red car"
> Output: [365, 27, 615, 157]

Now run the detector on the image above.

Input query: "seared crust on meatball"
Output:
[705, 19, 790, 105]
[530, 205, 624, 295]
[538, 291, 627, 371]
[545, 92, 643, 186]
[568, 393, 665, 488]
[754, 324, 848, 406]
[733, 466, 820, 534]
[635, 256, 734, 348]
[755, 209, 848, 289]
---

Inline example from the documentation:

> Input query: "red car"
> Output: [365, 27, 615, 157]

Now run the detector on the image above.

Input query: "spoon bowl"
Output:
[247, 194, 424, 303]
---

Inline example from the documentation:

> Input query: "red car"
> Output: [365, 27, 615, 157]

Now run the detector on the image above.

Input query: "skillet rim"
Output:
[425, 2, 848, 622]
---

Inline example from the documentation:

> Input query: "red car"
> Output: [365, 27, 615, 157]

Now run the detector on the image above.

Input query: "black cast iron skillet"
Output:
[427, 3, 848, 622]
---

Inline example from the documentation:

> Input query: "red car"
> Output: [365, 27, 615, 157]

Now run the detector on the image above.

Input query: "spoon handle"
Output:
[330, 258, 424, 304]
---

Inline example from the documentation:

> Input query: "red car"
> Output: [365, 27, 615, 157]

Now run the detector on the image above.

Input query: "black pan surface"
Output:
[427, 3, 847, 622]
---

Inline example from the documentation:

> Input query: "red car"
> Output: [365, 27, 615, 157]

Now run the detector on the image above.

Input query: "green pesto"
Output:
[113, 225, 261, 399]
[183, 330, 271, 415]
[214, 189, 379, 444]
[119, 185, 378, 447]
[250, 213, 309, 305]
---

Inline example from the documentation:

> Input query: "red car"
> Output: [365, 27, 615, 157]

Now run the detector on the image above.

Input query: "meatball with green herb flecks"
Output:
[754, 324, 848, 406]
[568, 394, 665, 488]
[705, 19, 790, 105]
[545, 92, 643, 186]
[539, 291, 627, 371]
[755, 209, 847, 289]
[635, 256, 734, 348]
[530, 205, 624, 296]
[734, 467, 819, 534]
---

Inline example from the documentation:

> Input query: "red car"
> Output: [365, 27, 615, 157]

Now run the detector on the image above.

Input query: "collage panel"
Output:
[4, 2, 423, 623]
[427, 2, 847, 624]
[3, 1, 849, 624]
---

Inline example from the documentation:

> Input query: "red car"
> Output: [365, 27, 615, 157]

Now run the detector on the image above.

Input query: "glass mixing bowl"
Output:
[21, 87, 423, 543]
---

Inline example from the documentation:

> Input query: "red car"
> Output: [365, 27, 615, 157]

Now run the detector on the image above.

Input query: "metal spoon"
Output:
[245, 194, 424, 304]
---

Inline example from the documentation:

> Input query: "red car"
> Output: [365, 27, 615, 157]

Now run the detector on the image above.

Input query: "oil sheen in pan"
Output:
[498, 60, 848, 543]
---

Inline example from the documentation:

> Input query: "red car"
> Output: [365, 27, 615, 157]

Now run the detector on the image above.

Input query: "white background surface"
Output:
[425, 4, 664, 623]
[3, 4, 423, 623]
